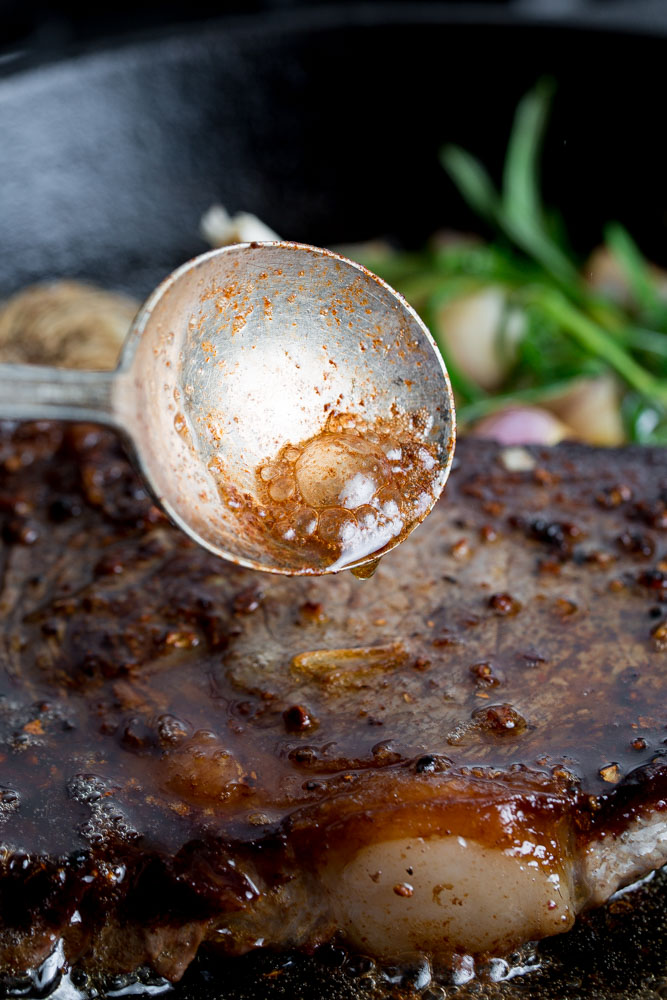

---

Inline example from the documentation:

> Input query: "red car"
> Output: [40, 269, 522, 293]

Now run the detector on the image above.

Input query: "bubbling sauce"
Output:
[211, 411, 444, 575]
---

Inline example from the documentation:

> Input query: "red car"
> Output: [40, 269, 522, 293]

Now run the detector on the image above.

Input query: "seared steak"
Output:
[0, 424, 665, 981]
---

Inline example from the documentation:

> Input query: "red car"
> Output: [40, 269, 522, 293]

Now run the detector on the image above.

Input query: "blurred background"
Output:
[2, 0, 667, 60]
[3, 0, 667, 451]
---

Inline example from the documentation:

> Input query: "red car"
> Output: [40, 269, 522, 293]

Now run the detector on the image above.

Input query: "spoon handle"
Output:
[0, 364, 119, 426]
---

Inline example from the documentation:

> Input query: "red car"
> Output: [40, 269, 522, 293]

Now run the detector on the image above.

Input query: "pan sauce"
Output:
[1, 423, 666, 993]
[208, 410, 443, 577]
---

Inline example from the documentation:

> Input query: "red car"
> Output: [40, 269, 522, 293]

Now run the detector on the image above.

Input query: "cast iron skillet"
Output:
[0, 5, 666, 998]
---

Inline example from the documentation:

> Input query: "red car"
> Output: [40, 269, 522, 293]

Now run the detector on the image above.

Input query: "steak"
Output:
[0, 423, 665, 983]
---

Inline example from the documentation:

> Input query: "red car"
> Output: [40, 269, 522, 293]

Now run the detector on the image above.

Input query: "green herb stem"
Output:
[532, 289, 667, 405]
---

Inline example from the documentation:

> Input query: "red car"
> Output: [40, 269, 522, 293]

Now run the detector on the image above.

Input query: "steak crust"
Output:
[0, 424, 665, 980]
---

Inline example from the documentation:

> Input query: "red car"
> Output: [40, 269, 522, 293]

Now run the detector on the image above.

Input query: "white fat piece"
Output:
[320, 811, 667, 962]
[322, 835, 574, 961]
[581, 812, 667, 906]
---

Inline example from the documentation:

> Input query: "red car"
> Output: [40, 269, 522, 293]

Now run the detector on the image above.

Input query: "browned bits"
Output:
[432, 627, 463, 648]
[414, 754, 438, 773]
[288, 745, 319, 767]
[47, 497, 81, 523]
[2, 518, 39, 546]
[538, 558, 562, 575]
[473, 703, 527, 735]
[529, 518, 583, 552]
[164, 630, 200, 650]
[482, 500, 504, 517]
[22, 718, 44, 736]
[233, 586, 263, 615]
[451, 538, 471, 561]
[372, 740, 402, 765]
[488, 592, 522, 616]
[156, 714, 190, 747]
[616, 531, 655, 559]
[299, 601, 328, 624]
[586, 550, 615, 568]
[0, 496, 32, 517]
[469, 661, 503, 687]
[596, 484, 633, 508]
[554, 598, 578, 618]
[551, 765, 577, 785]
[121, 716, 155, 751]
[650, 621, 667, 650]
[94, 552, 125, 576]
[282, 705, 317, 732]
[393, 882, 414, 897]
[599, 763, 621, 784]
[631, 737, 648, 751]
[637, 569, 667, 593]
[533, 467, 556, 486]
[479, 524, 499, 543]
[412, 656, 431, 671]
[632, 499, 667, 531]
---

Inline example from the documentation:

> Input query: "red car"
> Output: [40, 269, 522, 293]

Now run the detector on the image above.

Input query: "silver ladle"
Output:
[0, 242, 455, 575]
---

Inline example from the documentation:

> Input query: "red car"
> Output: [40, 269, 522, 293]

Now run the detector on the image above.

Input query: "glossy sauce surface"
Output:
[0, 425, 666, 978]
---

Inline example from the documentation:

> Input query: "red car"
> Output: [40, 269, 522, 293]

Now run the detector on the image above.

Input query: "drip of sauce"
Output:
[350, 557, 381, 580]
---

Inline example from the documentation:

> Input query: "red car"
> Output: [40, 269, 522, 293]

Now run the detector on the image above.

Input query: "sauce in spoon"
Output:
[209, 408, 444, 576]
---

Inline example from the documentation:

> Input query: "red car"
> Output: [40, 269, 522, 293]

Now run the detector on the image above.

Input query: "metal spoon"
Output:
[0, 242, 455, 575]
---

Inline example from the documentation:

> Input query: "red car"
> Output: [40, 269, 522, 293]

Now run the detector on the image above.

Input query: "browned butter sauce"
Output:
[255, 411, 442, 575]
[210, 409, 444, 575]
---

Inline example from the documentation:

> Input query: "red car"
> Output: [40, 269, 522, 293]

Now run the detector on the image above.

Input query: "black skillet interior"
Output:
[1, 5, 666, 998]
[3, 5, 667, 303]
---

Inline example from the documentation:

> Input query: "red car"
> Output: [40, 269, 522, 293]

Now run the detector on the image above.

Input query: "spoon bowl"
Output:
[0, 243, 456, 575]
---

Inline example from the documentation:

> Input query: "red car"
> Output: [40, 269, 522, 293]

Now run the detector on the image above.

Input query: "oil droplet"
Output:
[374, 483, 402, 513]
[269, 475, 296, 502]
[174, 412, 188, 438]
[295, 433, 391, 509]
[292, 506, 318, 537]
[318, 508, 357, 545]
[354, 504, 378, 528]
[260, 463, 279, 482]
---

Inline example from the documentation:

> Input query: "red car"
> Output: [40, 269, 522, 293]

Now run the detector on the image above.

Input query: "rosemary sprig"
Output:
[355, 79, 667, 444]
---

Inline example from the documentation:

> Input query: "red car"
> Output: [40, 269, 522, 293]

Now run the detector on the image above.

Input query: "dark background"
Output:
[4, 0, 667, 299]
[1, 0, 666, 62]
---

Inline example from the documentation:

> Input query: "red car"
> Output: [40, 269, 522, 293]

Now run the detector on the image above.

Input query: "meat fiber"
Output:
[0, 424, 665, 982]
